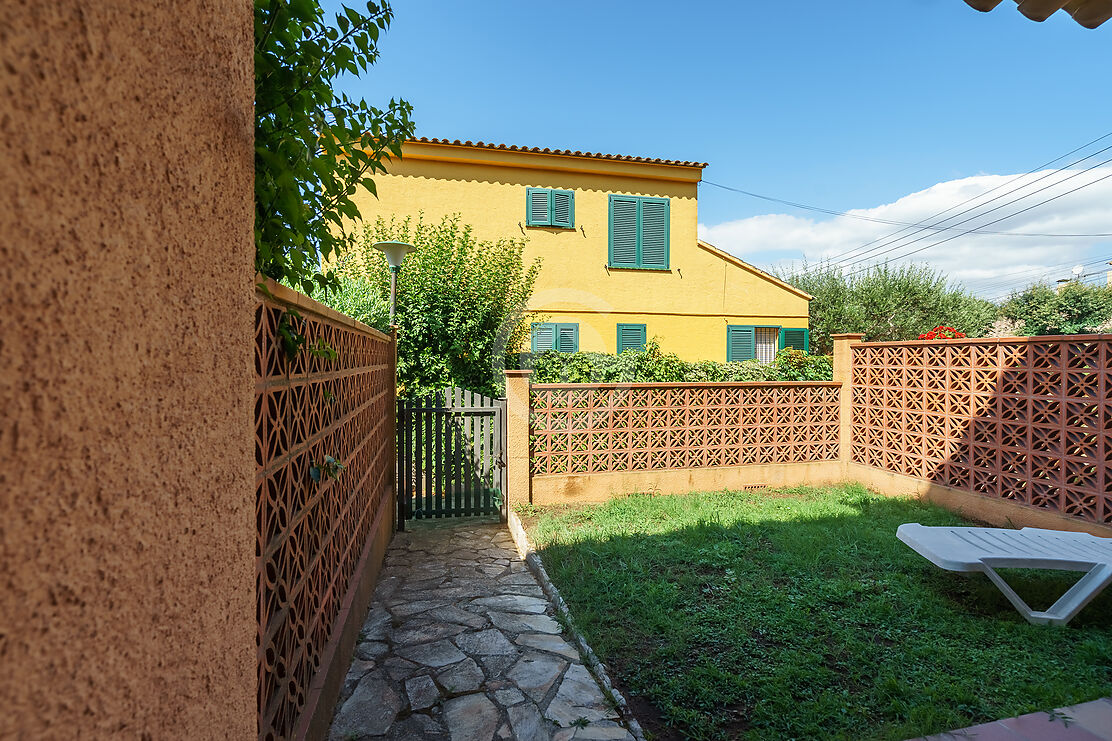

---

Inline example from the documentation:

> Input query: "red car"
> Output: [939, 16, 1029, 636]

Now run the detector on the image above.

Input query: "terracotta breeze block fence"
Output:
[511, 334, 1112, 535]
[850, 335, 1112, 527]
[529, 383, 841, 475]
[255, 281, 396, 741]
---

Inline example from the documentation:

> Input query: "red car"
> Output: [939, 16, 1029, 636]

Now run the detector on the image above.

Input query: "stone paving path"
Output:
[329, 518, 636, 741]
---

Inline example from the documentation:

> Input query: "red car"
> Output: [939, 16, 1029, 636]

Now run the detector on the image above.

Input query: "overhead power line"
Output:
[822, 129, 1112, 264]
[981, 255, 1112, 301]
[974, 254, 1112, 294]
[842, 161, 1112, 273]
[840, 166, 1112, 277]
[829, 148, 1112, 266]
[701, 180, 1112, 238]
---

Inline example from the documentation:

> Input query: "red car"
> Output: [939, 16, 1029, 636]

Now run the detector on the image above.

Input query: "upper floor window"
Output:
[608, 195, 669, 270]
[526, 188, 575, 228]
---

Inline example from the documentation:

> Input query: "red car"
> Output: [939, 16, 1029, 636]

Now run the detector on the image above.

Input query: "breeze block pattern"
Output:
[529, 382, 841, 475]
[851, 336, 1112, 525]
[255, 286, 395, 741]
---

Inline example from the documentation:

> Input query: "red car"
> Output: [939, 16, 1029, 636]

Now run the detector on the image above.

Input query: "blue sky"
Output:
[327, 0, 1112, 296]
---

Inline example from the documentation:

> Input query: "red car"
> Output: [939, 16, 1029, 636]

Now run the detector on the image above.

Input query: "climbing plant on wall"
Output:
[254, 0, 414, 296]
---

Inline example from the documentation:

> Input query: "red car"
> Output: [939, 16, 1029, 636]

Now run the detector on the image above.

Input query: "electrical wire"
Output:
[835, 155, 1112, 268]
[702, 180, 1112, 238]
[821, 129, 1112, 263]
[841, 163, 1112, 273]
[982, 256, 1112, 301]
[973, 254, 1112, 295]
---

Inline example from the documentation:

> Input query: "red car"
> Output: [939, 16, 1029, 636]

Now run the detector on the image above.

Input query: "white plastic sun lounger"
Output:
[897, 524, 1112, 626]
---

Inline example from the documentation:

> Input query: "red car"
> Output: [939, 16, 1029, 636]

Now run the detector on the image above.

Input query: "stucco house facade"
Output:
[352, 137, 812, 362]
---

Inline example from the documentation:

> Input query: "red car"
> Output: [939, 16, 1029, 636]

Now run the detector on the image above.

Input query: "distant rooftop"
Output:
[408, 137, 708, 170]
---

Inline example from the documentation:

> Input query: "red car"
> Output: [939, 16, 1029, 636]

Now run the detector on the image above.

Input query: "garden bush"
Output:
[526, 340, 833, 383]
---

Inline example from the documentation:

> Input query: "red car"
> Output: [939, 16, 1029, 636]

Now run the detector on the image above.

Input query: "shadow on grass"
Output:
[529, 484, 1112, 741]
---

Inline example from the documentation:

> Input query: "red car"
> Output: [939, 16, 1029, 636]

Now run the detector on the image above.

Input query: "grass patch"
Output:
[528, 484, 1112, 740]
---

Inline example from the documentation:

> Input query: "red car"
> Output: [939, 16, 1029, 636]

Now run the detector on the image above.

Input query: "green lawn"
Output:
[526, 484, 1112, 741]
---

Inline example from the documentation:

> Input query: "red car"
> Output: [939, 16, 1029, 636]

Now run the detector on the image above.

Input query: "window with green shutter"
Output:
[531, 323, 555, 352]
[525, 188, 574, 229]
[616, 323, 647, 353]
[556, 323, 578, 352]
[779, 328, 809, 352]
[608, 195, 669, 269]
[726, 325, 756, 362]
[531, 322, 578, 352]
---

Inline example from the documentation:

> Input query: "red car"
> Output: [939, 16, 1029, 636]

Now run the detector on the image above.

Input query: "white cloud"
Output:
[698, 167, 1112, 300]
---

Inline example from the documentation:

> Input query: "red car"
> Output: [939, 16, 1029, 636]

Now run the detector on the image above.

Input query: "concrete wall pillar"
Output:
[831, 334, 866, 470]
[504, 370, 533, 509]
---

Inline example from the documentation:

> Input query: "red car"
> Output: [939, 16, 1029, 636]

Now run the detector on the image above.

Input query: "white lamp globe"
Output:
[373, 241, 416, 271]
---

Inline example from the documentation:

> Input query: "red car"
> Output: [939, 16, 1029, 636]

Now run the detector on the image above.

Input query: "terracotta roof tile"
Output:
[408, 137, 708, 169]
[963, 0, 1112, 28]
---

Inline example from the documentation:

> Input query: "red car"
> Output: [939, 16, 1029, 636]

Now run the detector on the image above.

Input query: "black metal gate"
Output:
[396, 387, 506, 525]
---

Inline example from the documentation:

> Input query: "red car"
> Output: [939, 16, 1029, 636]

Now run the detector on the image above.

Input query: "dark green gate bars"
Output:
[396, 387, 506, 526]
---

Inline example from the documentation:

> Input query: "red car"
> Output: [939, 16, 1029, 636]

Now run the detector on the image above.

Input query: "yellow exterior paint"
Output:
[352, 140, 811, 362]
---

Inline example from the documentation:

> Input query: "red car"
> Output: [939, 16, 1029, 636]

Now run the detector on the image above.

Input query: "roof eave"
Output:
[696, 240, 814, 301]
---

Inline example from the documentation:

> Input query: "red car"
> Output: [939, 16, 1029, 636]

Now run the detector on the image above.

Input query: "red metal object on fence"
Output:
[851, 336, 1112, 525]
[255, 286, 395, 740]
[529, 382, 841, 476]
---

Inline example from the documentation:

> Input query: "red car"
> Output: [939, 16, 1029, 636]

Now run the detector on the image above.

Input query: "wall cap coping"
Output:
[854, 333, 1112, 348]
[505, 370, 534, 378]
[255, 276, 391, 342]
[830, 333, 867, 340]
[530, 381, 841, 389]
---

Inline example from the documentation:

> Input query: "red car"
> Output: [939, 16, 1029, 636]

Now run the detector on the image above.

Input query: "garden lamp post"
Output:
[372, 240, 416, 324]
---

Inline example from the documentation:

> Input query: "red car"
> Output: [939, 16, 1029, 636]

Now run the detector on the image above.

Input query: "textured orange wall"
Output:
[0, 2, 255, 738]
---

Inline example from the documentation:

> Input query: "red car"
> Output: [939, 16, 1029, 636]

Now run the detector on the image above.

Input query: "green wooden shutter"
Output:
[609, 196, 638, 267]
[780, 328, 809, 352]
[531, 322, 555, 352]
[551, 190, 574, 229]
[639, 199, 669, 269]
[556, 323, 579, 352]
[726, 325, 756, 362]
[617, 323, 647, 353]
[526, 188, 551, 226]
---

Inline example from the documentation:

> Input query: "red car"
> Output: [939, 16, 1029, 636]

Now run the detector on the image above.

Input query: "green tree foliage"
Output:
[999, 281, 1112, 335]
[529, 342, 833, 383]
[325, 214, 541, 398]
[255, 0, 414, 295]
[779, 263, 997, 354]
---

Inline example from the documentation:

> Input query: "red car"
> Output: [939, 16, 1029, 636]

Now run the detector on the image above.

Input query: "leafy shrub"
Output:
[323, 214, 540, 398]
[1000, 281, 1112, 336]
[777, 262, 996, 353]
[526, 340, 833, 384]
[255, 0, 414, 296]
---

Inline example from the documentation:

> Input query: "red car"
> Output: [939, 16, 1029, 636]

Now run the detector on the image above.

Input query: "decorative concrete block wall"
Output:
[256, 282, 396, 741]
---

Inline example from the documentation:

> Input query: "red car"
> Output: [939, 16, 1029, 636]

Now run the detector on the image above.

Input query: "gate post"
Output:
[504, 370, 533, 514]
[831, 333, 865, 474]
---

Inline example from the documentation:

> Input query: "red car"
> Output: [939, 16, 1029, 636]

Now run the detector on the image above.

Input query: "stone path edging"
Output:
[506, 510, 647, 741]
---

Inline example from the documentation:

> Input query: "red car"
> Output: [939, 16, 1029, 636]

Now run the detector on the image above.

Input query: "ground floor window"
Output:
[726, 325, 810, 362]
[531, 322, 578, 352]
[755, 327, 779, 363]
[616, 323, 647, 353]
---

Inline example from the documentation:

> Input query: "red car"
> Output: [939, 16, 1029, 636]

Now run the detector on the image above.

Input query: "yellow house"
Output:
[352, 137, 812, 362]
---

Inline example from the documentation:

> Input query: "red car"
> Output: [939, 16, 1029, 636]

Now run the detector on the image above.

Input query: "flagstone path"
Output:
[328, 518, 636, 741]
